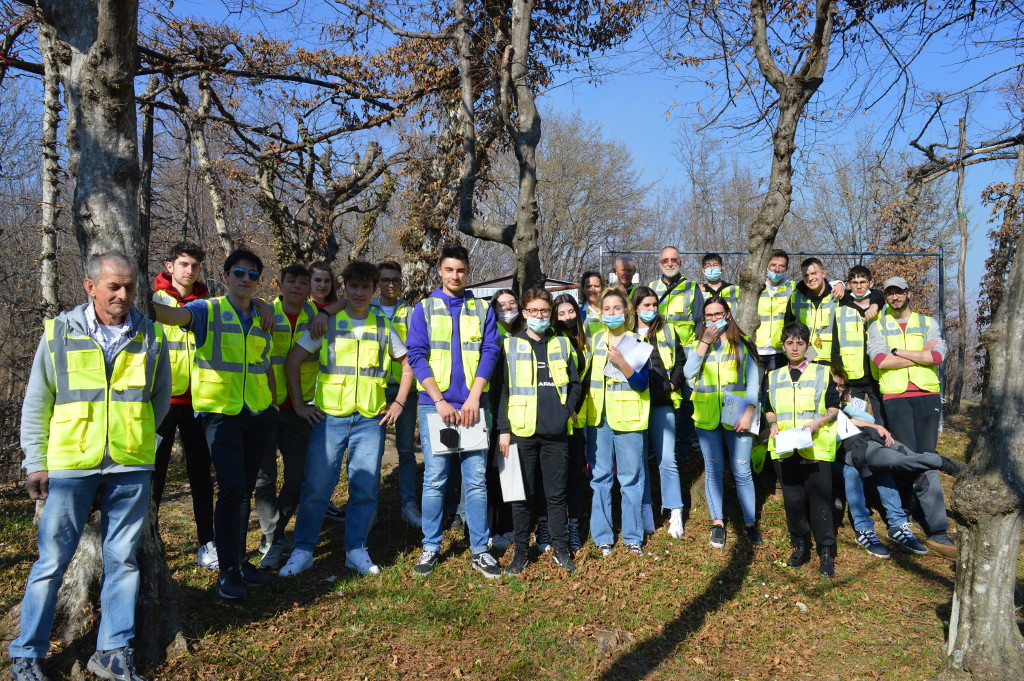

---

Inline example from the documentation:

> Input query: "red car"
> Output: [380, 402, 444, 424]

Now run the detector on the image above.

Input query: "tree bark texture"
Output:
[39, 18, 61, 316]
[951, 115, 968, 413]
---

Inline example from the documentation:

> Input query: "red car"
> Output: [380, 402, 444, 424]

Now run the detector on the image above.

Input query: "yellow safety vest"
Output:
[755, 280, 795, 351]
[834, 305, 869, 381]
[153, 289, 195, 396]
[43, 316, 164, 470]
[870, 312, 941, 394]
[690, 340, 749, 431]
[647, 324, 683, 409]
[382, 302, 410, 384]
[270, 299, 319, 405]
[767, 362, 837, 462]
[583, 307, 604, 339]
[314, 310, 391, 418]
[584, 330, 650, 432]
[648, 277, 698, 347]
[790, 289, 837, 360]
[503, 334, 572, 436]
[192, 297, 273, 415]
[417, 295, 490, 392]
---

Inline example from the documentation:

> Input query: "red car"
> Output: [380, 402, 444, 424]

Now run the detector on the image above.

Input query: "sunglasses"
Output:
[231, 267, 261, 281]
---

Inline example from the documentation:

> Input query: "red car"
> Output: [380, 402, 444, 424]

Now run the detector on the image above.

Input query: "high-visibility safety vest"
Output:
[503, 334, 572, 436]
[755, 280, 795, 351]
[790, 289, 837, 360]
[153, 289, 195, 396]
[584, 330, 650, 432]
[690, 340, 749, 430]
[648, 277, 698, 347]
[647, 324, 683, 409]
[43, 316, 164, 470]
[704, 283, 741, 306]
[381, 302, 410, 383]
[767, 362, 837, 462]
[834, 305, 869, 381]
[416, 295, 490, 392]
[868, 311, 941, 394]
[270, 299, 319, 405]
[192, 297, 274, 415]
[583, 307, 604, 339]
[315, 310, 392, 418]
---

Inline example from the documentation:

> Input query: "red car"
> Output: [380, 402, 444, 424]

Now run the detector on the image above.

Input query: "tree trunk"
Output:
[950, 115, 968, 412]
[39, 19, 61, 315]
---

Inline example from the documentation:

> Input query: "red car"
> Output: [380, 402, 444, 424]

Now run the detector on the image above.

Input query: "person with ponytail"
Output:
[491, 288, 522, 338]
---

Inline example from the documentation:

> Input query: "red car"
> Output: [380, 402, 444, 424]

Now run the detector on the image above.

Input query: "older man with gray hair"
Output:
[613, 255, 638, 297]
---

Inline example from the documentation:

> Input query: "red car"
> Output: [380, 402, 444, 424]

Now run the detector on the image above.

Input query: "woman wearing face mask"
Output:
[584, 288, 651, 556]
[492, 289, 522, 337]
[684, 297, 762, 549]
[483, 288, 519, 549]
[632, 287, 687, 539]
[496, 288, 582, 575]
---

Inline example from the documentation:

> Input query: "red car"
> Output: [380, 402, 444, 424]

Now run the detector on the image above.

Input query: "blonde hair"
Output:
[599, 287, 636, 332]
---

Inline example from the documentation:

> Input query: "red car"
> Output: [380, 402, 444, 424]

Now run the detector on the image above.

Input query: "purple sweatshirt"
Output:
[406, 287, 501, 409]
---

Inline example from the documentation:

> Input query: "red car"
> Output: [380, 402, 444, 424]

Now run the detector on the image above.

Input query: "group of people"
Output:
[10, 242, 965, 681]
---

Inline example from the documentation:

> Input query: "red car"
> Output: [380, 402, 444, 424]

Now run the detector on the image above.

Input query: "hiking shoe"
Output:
[489, 531, 514, 552]
[668, 509, 685, 539]
[888, 522, 929, 555]
[788, 535, 811, 568]
[259, 541, 285, 570]
[9, 658, 49, 681]
[855, 529, 890, 558]
[819, 545, 836, 579]
[710, 525, 726, 549]
[504, 547, 530, 576]
[535, 519, 552, 554]
[598, 543, 613, 557]
[87, 647, 145, 681]
[626, 543, 644, 556]
[552, 546, 577, 573]
[642, 503, 655, 535]
[217, 568, 246, 600]
[196, 541, 219, 570]
[325, 502, 346, 522]
[279, 549, 314, 577]
[240, 561, 271, 586]
[744, 524, 763, 547]
[567, 521, 583, 553]
[345, 548, 381, 576]
[925, 533, 958, 559]
[412, 550, 440, 576]
[471, 551, 502, 579]
[939, 456, 967, 477]
[401, 502, 422, 528]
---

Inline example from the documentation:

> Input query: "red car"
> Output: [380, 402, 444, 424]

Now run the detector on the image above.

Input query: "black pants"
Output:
[773, 457, 835, 550]
[511, 434, 569, 550]
[255, 407, 311, 543]
[203, 408, 279, 572]
[882, 394, 947, 536]
[154, 403, 215, 546]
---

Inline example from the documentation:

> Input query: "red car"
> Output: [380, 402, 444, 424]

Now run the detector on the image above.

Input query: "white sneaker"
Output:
[279, 549, 314, 577]
[345, 548, 381, 576]
[668, 508, 685, 539]
[642, 503, 656, 535]
[401, 502, 422, 528]
[197, 541, 219, 570]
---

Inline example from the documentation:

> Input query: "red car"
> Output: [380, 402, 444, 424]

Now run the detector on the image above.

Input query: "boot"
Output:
[787, 535, 812, 568]
[819, 545, 836, 578]
[939, 456, 967, 477]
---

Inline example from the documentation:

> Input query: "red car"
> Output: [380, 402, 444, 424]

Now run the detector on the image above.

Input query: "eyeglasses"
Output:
[660, 258, 679, 264]
[705, 311, 727, 320]
[231, 267, 261, 281]
[523, 307, 551, 318]
[380, 277, 401, 285]
[885, 289, 907, 296]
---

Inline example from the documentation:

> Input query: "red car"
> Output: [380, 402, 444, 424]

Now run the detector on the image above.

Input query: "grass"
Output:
[0, 404, 1018, 680]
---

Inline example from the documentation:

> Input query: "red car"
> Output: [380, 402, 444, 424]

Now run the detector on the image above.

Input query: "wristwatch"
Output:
[891, 347, 899, 357]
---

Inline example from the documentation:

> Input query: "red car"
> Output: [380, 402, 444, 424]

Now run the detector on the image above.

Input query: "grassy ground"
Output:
[1, 405, 1019, 680]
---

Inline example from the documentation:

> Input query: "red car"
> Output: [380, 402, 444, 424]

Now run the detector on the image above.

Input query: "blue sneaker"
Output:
[10, 658, 49, 681]
[86, 647, 145, 681]
[888, 522, 929, 555]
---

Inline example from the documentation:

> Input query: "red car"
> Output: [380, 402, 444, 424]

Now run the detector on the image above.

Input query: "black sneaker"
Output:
[855, 529, 890, 558]
[87, 647, 146, 681]
[888, 522, 929, 555]
[567, 521, 583, 554]
[240, 561, 271, 586]
[819, 545, 835, 579]
[412, 549, 440, 576]
[552, 546, 577, 574]
[744, 525, 763, 547]
[217, 567, 247, 600]
[504, 548, 530, 576]
[535, 519, 552, 554]
[709, 525, 726, 549]
[471, 551, 502, 579]
[325, 502, 346, 523]
[924, 533, 957, 559]
[788, 536, 811, 568]
[9, 657, 49, 681]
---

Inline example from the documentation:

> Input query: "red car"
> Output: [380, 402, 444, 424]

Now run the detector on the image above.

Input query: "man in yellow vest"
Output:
[867, 276, 954, 557]
[613, 255, 638, 296]
[152, 248, 278, 600]
[277, 261, 413, 577]
[698, 252, 740, 305]
[755, 249, 795, 375]
[785, 257, 844, 364]
[151, 241, 218, 570]
[11, 252, 170, 681]
[254, 264, 320, 570]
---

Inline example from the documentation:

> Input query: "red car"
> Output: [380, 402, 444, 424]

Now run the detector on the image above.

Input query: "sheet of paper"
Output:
[497, 444, 526, 502]
[426, 412, 489, 455]
[836, 411, 862, 440]
[774, 427, 814, 453]
[603, 333, 654, 381]
[721, 392, 760, 433]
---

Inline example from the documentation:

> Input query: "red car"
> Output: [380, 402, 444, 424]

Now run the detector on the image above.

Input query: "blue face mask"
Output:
[767, 270, 786, 285]
[602, 314, 625, 329]
[714, 318, 728, 332]
[638, 310, 658, 323]
[851, 289, 870, 300]
[526, 317, 550, 334]
[704, 267, 723, 283]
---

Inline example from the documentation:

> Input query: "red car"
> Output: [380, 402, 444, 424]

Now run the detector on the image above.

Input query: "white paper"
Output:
[497, 444, 526, 502]
[426, 412, 489, 455]
[603, 333, 654, 381]
[836, 411, 862, 440]
[774, 427, 814, 453]
[722, 392, 760, 433]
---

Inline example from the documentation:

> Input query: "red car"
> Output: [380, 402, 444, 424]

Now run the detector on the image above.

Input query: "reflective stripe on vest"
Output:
[270, 299, 319, 404]
[192, 297, 273, 415]
[384, 303, 410, 383]
[790, 290, 837, 359]
[44, 317, 164, 470]
[649, 278, 698, 347]
[583, 308, 604, 339]
[315, 310, 390, 418]
[153, 289, 195, 396]
[755, 281, 794, 350]
[834, 305, 867, 381]
[417, 296, 490, 392]
[690, 340, 747, 430]
[504, 334, 571, 437]
[872, 312, 941, 394]
[767, 363, 836, 461]
[584, 330, 650, 432]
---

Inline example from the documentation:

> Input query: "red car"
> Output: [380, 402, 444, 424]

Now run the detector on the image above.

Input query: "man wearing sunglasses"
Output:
[152, 248, 279, 599]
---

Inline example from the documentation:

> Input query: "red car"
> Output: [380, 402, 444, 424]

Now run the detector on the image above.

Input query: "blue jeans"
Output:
[587, 422, 645, 547]
[697, 425, 756, 524]
[293, 412, 385, 552]
[835, 462, 907, 531]
[11, 471, 151, 658]
[642, 405, 683, 510]
[418, 404, 489, 554]
[386, 384, 419, 507]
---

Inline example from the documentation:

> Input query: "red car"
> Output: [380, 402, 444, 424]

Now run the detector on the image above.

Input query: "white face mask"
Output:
[501, 309, 519, 324]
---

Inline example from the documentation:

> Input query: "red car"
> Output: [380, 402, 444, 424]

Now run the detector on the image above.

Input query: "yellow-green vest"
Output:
[648, 277, 699, 347]
[382, 302, 410, 384]
[503, 334, 572, 437]
[153, 289, 195, 396]
[690, 340, 748, 430]
[417, 295, 490, 392]
[192, 297, 273, 415]
[870, 312, 941, 394]
[44, 316, 164, 470]
[704, 283, 741, 305]
[315, 310, 391, 418]
[834, 304, 869, 381]
[270, 299, 319, 405]
[790, 289, 837, 360]
[648, 324, 682, 409]
[767, 362, 837, 462]
[755, 280, 795, 351]
[584, 330, 650, 432]
[583, 307, 604, 339]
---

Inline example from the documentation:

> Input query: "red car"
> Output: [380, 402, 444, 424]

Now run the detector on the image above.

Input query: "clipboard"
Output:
[426, 412, 489, 455]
